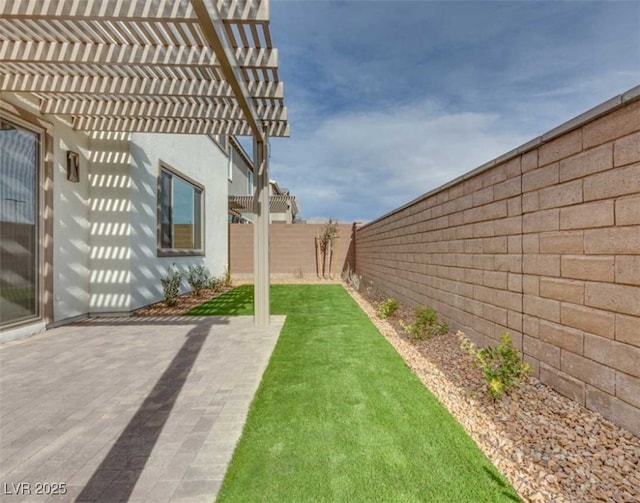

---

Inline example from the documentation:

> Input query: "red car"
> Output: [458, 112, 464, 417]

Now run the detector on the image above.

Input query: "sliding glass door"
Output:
[0, 118, 40, 327]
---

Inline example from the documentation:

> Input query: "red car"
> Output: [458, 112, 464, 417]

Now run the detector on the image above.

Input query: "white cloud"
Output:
[267, 1, 640, 222]
[271, 99, 530, 221]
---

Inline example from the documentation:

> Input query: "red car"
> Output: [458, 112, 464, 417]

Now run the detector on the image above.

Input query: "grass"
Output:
[192, 285, 520, 502]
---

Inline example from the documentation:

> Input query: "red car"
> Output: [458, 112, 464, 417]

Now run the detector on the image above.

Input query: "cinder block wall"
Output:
[355, 90, 640, 436]
[230, 223, 355, 278]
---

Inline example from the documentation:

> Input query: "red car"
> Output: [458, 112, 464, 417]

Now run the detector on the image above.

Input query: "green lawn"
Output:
[191, 285, 520, 502]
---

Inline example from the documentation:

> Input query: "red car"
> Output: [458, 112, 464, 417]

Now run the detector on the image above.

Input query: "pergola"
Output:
[0, 0, 289, 326]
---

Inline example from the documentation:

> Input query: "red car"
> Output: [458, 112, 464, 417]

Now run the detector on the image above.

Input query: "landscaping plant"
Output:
[186, 265, 211, 296]
[376, 298, 399, 319]
[401, 306, 449, 339]
[460, 332, 531, 400]
[317, 219, 340, 278]
[223, 265, 232, 287]
[208, 276, 223, 292]
[341, 266, 361, 291]
[160, 263, 183, 306]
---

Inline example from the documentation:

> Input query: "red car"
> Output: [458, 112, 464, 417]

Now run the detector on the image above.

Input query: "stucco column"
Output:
[253, 134, 270, 326]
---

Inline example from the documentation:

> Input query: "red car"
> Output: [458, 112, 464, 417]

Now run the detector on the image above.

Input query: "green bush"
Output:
[376, 298, 399, 319]
[403, 306, 449, 339]
[460, 333, 530, 400]
[187, 265, 211, 296]
[161, 263, 183, 306]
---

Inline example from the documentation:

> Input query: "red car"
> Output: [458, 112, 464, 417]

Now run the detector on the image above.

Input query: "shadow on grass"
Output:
[185, 284, 254, 316]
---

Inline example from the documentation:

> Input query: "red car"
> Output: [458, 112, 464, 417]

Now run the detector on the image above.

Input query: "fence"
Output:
[355, 88, 640, 436]
[229, 223, 355, 279]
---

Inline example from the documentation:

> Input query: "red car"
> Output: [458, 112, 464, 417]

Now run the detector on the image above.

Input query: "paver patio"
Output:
[0, 315, 285, 502]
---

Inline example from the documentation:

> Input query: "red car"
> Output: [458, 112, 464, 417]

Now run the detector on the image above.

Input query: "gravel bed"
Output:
[346, 284, 640, 503]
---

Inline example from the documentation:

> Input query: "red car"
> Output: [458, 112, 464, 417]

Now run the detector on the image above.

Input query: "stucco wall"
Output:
[1, 95, 230, 338]
[230, 223, 355, 278]
[228, 141, 252, 197]
[127, 134, 229, 311]
[355, 90, 640, 435]
[0, 93, 93, 325]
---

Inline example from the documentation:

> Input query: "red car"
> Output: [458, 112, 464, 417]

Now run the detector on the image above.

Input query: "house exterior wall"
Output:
[355, 90, 640, 436]
[87, 132, 131, 315]
[228, 142, 252, 197]
[128, 133, 228, 311]
[1, 93, 231, 341]
[0, 93, 92, 328]
[230, 223, 355, 278]
[51, 111, 92, 323]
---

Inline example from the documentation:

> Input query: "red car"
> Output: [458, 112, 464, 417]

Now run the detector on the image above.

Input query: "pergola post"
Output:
[253, 134, 270, 326]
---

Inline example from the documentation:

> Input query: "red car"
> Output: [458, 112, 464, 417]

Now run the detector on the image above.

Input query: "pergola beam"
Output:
[0, 41, 277, 69]
[253, 134, 270, 326]
[0, 0, 269, 22]
[71, 116, 289, 136]
[191, 0, 263, 139]
[41, 98, 287, 121]
[1, 74, 284, 99]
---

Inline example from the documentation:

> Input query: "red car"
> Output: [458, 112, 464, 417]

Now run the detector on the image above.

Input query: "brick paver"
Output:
[0, 315, 285, 502]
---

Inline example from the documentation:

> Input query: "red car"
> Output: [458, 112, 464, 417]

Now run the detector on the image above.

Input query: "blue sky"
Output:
[265, 0, 640, 223]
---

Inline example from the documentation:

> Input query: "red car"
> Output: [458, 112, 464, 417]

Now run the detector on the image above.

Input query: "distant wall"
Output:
[229, 223, 355, 278]
[355, 89, 640, 436]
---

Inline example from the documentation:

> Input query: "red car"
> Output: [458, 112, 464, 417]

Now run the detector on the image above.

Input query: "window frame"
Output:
[156, 162, 205, 257]
[0, 113, 45, 329]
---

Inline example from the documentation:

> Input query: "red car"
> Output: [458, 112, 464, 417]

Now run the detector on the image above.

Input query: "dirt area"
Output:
[132, 285, 234, 316]
[349, 283, 639, 503]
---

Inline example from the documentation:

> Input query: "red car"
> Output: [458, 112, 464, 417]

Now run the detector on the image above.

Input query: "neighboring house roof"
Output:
[229, 194, 299, 216]
[0, 0, 289, 139]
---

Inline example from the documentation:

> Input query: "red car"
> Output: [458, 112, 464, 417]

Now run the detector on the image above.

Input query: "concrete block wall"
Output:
[355, 90, 640, 436]
[230, 223, 355, 278]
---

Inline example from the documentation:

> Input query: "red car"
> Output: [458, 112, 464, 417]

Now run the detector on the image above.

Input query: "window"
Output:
[158, 164, 203, 255]
[0, 118, 41, 327]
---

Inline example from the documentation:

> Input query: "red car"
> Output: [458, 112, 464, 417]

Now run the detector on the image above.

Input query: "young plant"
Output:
[161, 263, 183, 306]
[404, 306, 449, 339]
[208, 276, 223, 292]
[376, 298, 399, 319]
[318, 218, 340, 254]
[222, 265, 232, 287]
[341, 266, 361, 291]
[460, 333, 531, 400]
[187, 265, 211, 297]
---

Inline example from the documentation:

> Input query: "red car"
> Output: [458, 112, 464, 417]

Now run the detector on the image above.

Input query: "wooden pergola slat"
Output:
[0, 0, 288, 137]
[0, 0, 287, 327]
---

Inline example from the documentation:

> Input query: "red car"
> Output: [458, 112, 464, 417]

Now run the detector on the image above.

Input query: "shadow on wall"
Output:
[341, 223, 357, 274]
[129, 141, 173, 311]
[56, 135, 92, 322]
[88, 132, 133, 314]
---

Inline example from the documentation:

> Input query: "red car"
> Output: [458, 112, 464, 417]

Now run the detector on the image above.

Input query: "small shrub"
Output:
[341, 266, 361, 291]
[161, 263, 183, 306]
[222, 265, 232, 287]
[187, 265, 210, 296]
[208, 276, 223, 292]
[376, 298, 399, 319]
[460, 332, 531, 400]
[403, 306, 449, 339]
